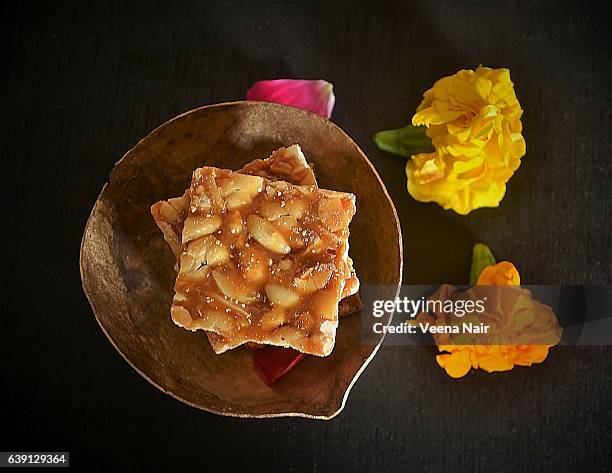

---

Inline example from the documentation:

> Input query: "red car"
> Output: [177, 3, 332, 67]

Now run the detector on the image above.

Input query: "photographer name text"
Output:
[372, 321, 490, 335]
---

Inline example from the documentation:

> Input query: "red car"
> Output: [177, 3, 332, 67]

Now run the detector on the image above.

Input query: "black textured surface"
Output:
[3, 1, 612, 471]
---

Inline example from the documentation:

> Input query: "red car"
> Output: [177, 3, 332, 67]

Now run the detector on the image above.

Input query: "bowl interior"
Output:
[80, 101, 402, 418]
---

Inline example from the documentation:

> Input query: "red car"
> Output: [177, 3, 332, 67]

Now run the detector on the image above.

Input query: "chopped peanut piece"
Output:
[247, 215, 292, 255]
[265, 283, 301, 307]
[182, 215, 222, 243]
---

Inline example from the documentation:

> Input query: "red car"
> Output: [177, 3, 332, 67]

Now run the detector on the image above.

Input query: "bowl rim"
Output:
[79, 100, 403, 419]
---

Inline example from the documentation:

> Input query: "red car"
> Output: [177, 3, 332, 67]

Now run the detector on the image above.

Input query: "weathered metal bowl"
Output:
[80, 101, 402, 419]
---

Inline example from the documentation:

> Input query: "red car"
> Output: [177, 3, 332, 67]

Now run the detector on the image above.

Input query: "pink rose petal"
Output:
[246, 79, 335, 118]
[253, 346, 305, 386]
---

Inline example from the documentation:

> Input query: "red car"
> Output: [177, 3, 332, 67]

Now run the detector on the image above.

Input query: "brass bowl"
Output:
[80, 101, 402, 419]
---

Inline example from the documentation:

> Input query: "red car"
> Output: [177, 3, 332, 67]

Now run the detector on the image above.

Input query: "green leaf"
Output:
[470, 243, 496, 285]
[373, 125, 434, 157]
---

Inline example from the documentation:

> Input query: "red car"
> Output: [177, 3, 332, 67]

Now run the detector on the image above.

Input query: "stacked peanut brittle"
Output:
[151, 145, 360, 356]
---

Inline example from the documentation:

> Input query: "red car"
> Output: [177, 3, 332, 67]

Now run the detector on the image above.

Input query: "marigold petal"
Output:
[478, 353, 515, 373]
[477, 261, 520, 286]
[436, 350, 472, 378]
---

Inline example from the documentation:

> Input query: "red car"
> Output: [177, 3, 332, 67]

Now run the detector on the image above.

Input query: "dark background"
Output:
[3, 0, 612, 471]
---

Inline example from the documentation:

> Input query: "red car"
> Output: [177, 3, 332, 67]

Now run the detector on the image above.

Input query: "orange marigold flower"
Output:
[432, 260, 561, 379]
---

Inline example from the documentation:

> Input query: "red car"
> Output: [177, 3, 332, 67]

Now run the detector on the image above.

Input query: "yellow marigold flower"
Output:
[407, 66, 526, 214]
[434, 261, 561, 379]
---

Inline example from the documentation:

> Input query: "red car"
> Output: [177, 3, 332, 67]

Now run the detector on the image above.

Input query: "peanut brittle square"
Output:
[151, 145, 359, 354]
[170, 166, 356, 356]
